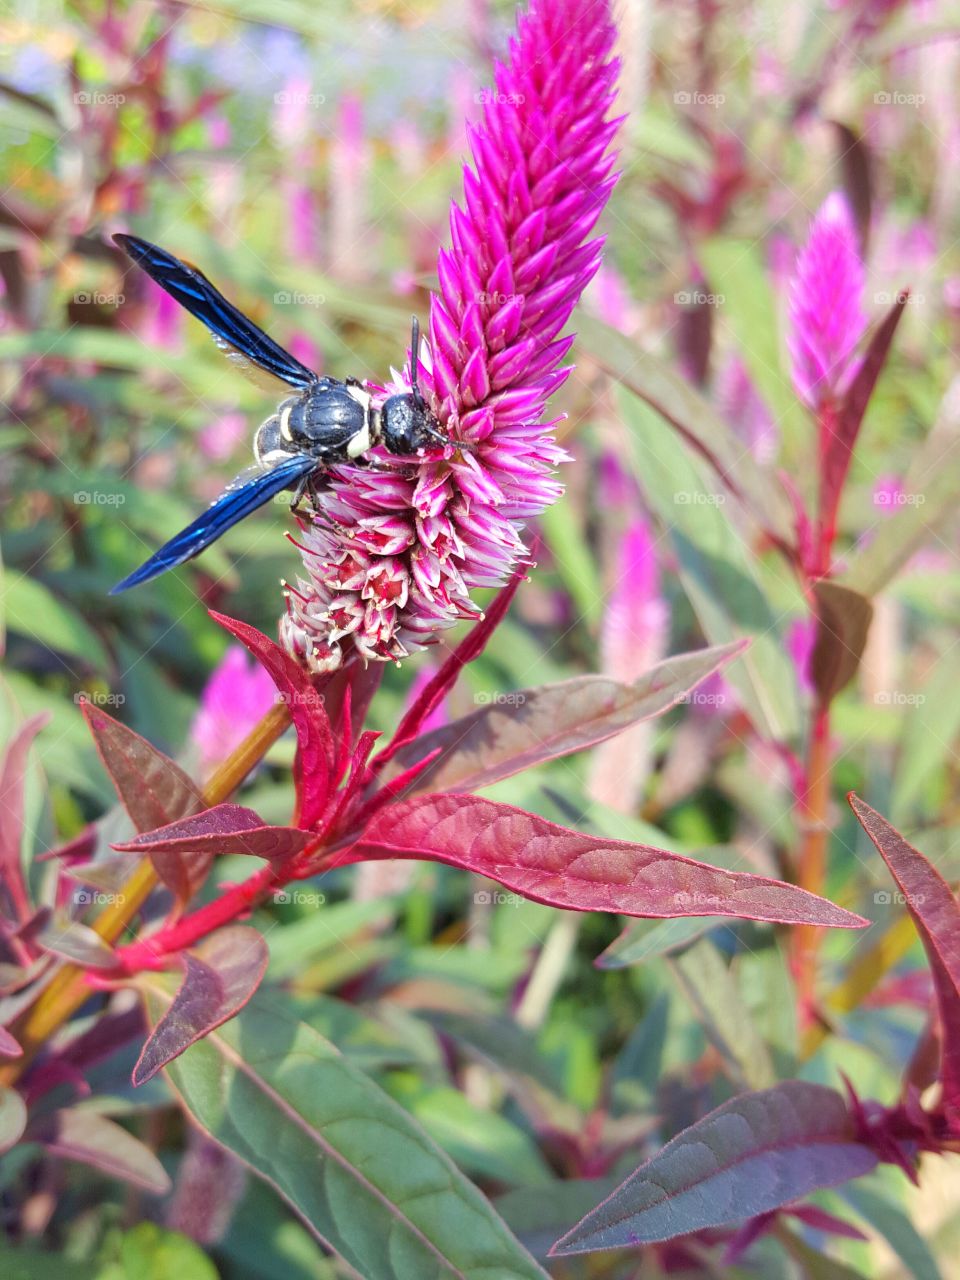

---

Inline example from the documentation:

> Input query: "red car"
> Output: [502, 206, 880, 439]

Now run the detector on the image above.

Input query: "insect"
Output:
[109, 233, 448, 594]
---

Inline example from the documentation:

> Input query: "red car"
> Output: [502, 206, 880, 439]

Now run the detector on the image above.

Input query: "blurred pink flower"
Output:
[872, 473, 905, 516]
[787, 192, 867, 411]
[716, 356, 778, 464]
[192, 646, 278, 776]
[141, 277, 182, 351]
[788, 618, 817, 697]
[282, 0, 620, 671]
[589, 519, 668, 812]
[197, 411, 247, 462]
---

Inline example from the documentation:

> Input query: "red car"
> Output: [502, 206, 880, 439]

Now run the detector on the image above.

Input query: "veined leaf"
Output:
[115, 803, 315, 862]
[139, 986, 548, 1279]
[549, 1081, 876, 1254]
[386, 642, 747, 796]
[29, 1108, 170, 1193]
[344, 793, 867, 928]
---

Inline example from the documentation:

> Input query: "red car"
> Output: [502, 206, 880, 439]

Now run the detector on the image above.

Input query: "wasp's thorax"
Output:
[254, 378, 445, 468]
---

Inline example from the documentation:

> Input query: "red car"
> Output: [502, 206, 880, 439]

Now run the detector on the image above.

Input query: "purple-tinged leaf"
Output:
[133, 925, 268, 1085]
[385, 641, 747, 796]
[37, 917, 117, 969]
[344, 794, 868, 927]
[374, 570, 526, 771]
[113, 804, 315, 863]
[0, 713, 49, 922]
[0, 1085, 27, 1154]
[211, 612, 334, 829]
[0, 1025, 22, 1058]
[80, 701, 206, 905]
[810, 581, 873, 705]
[29, 1108, 171, 1193]
[849, 793, 960, 1119]
[549, 1082, 877, 1254]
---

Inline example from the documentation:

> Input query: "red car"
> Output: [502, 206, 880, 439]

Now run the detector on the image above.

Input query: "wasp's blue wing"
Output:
[114, 233, 317, 390]
[110, 453, 316, 594]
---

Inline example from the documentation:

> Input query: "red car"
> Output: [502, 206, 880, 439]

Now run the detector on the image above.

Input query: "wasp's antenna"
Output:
[409, 315, 424, 406]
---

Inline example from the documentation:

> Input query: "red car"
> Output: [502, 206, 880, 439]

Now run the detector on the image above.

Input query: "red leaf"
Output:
[549, 1081, 876, 1254]
[374, 570, 525, 771]
[820, 294, 906, 533]
[343, 794, 868, 927]
[81, 701, 206, 905]
[383, 641, 748, 796]
[210, 612, 334, 828]
[849, 793, 960, 1119]
[29, 1108, 171, 1193]
[113, 803, 315, 863]
[133, 924, 268, 1085]
[0, 714, 50, 922]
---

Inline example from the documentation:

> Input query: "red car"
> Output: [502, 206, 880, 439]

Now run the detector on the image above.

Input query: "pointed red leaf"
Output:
[210, 611, 334, 828]
[848, 793, 960, 1118]
[343, 794, 867, 927]
[133, 924, 268, 1085]
[0, 714, 50, 922]
[374, 570, 526, 771]
[113, 803, 316, 863]
[550, 1082, 876, 1254]
[383, 641, 748, 796]
[821, 294, 907, 531]
[81, 701, 206, 905]
[30, 1108, 171, 1193]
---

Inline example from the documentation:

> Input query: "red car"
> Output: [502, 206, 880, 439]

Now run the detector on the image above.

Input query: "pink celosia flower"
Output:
[281, 0, 620, 671]
[716, 356, 777, 464]
[787, 192, 867, 411]
[588, 519, 668, 812]
[197, 411, 247, 462]
[191, 646, 279, 776]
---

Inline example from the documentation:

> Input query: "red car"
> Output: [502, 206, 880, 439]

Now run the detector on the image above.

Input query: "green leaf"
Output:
[669, 939, 776, 1090]
[841, 376, 960, 596]
[577, 313, 794, 540]
[140, 984, 548, 1280]
[889, 648, 960, 823]
[2, 574, 109, 670]
[619, 388, 801, 739]
[840, 1179, 943, 1280]
[0, 1246, 93, 1280]
[97, 1223, 220, 1280]
[0, 1085, 27, 1153]
[596, 916, 718, 968]
[538, 497, 602, 626]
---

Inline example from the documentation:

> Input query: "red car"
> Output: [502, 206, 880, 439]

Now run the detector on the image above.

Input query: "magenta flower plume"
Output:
[787, 192, 867, 411]
[191, 646, 278, 777]
[281, 0, 620, 671]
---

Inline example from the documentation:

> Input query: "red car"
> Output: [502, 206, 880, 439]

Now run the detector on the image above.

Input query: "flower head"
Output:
[281, 0, 620, 671]
[191, 646, 278, 776]
[787, 192, 867, 411]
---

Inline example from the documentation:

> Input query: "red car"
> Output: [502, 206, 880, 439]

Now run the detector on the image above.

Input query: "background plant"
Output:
[2, 0, 960, 1277]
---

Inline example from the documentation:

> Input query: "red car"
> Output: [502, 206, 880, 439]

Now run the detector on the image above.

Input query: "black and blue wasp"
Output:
[109, 234, 448, 594]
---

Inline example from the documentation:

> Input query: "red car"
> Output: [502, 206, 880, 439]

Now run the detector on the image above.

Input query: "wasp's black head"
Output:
[380, 393, 447, 456]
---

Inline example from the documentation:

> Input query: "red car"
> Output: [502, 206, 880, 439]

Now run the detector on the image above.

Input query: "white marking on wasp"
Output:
[279, 401, 295, 443]
[346, 419, 372, 458]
